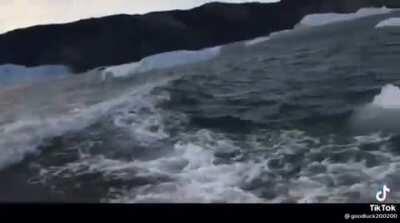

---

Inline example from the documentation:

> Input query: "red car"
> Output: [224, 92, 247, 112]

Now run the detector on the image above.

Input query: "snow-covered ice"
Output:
[299, 7, 393, 27]
[102, 46, 221, 79]
[372, 84, 400, 109]
[375, 17, 400, 28]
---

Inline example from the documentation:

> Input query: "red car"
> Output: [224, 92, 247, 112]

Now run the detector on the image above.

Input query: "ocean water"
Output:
[1, 12, 400, 203]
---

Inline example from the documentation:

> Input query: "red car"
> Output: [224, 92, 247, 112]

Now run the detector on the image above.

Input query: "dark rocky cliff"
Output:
[0, 0, 399, 72]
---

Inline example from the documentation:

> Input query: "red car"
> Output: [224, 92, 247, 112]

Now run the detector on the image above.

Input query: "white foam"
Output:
[0, 64, 71, 88]
[102, 46, 221, 79]
[112, 91, 172, 146]
[272, 131, 399, 203]
[106, 130, 263, 203]
[114, 130, 400, 203]
[375, 17, 400, 28]
[299, 7, 393, 27]
[29, 124, 400, 203]
[34, 128, 264, 203]
[372, 84, 400, 109]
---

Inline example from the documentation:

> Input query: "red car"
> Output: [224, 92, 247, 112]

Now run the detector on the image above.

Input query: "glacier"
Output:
[372, 84, 400, 109]
[299, 7, 393, 27]
[375, 17, 400, 28]
[101, 46, 221, 80]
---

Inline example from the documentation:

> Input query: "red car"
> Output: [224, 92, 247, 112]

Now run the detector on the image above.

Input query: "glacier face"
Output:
[372, 84, 400, 109]
[299, 7, 393, 27]
[101, 46, 222, 80]
[375, 17, 400, 28]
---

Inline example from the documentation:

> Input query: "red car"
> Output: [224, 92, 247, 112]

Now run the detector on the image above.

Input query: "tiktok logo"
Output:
[376, 184, 390, 202]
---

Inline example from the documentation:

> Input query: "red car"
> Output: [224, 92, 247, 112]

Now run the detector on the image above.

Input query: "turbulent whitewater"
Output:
[1, 10, 400, 203]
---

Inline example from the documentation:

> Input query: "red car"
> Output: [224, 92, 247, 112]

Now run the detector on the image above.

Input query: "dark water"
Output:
[1, 12, 400, 203]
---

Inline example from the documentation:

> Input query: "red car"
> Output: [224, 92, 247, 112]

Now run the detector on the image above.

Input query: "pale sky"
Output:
[0, 0, 278, 34]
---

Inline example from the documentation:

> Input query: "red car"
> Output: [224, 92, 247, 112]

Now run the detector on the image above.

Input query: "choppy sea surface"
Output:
[1, 12, 400, 203]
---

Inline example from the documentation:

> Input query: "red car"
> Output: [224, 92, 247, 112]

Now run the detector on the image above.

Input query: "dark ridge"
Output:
[0, 0, 399, 73]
